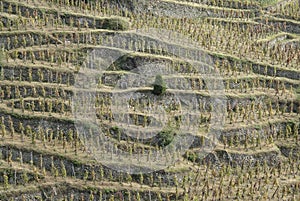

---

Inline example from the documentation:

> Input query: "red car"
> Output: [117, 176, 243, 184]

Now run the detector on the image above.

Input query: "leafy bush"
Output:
[101, 17, 130, 30]
[185, 151, 197, 163]
[156, 129, 176, 147]
[152, 74, 166, 96]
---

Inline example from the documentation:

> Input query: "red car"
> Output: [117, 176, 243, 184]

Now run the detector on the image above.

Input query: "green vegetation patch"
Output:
[152, 75, 167, 96]
[156, 128, 176, 147]
[100, 17, 130, 31]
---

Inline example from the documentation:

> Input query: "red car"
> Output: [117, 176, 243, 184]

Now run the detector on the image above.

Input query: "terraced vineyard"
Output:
[0, 0, 299, 200]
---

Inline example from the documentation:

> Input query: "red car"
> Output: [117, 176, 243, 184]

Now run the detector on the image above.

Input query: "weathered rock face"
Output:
[255, 18, 300, 35]
[0, 167, 40, 185]
[224, 150, 281, 166]
[0, 143, 187, 189]
[1, 65, 74, 85]
[2, 184, 179, 201]
[110, 0, 260, 19]
[191, 148, 282, 167]
[2, 0, 130, 31]
[278, 144, 300, 159]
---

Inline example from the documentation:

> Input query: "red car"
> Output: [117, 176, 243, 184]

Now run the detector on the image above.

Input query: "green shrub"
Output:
[185, 151, 197, 163]
[152, 75, 166, 96]
[101, 17, 130, 31]
[157, 129, 175, 147]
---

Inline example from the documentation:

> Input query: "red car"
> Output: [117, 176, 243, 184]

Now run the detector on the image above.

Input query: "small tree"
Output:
[3, 173, 8, 189]
[8, 116, 14, 138]
[91, 168, 96, 184]
[61, 161, 67, 178]
[152, 74, 166, 95]
[83, 170, 89, 183]
[1, 120, 6, 138]
[31, 131, 36, 145]
[22, 172, 29, 186]
[139, 172, 143, 187]
[126, 172, 132, 187]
